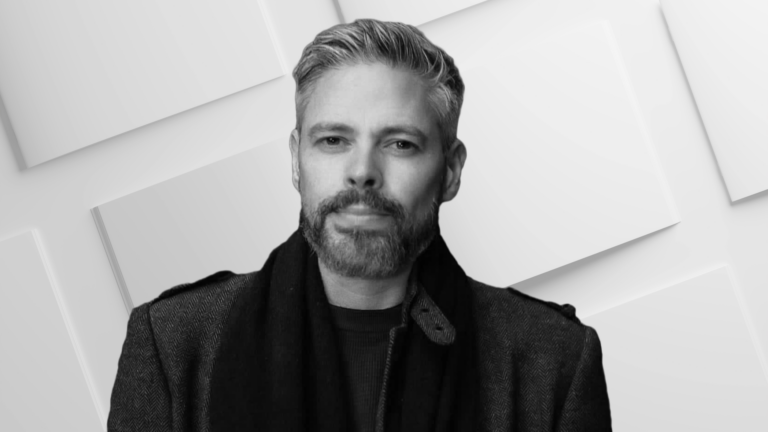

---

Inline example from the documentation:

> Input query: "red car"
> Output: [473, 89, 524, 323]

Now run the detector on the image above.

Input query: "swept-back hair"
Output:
[292, 19, 464, 152]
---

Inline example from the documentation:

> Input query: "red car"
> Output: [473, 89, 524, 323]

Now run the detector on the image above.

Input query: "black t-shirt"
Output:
[328, 302, 402, 432]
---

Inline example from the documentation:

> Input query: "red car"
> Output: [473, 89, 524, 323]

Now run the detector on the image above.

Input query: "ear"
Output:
[289, 129, 301, 192]
[440, 138, 467, 203]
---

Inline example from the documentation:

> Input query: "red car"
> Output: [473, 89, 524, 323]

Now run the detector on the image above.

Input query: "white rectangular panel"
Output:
[583, 266, 768, 431]
[0, 0, 284, 168]
[93, 139, 300, 310]
[661, 0, 768, 201]
[0, 231, 103, 431]
[441, 21, 679, 287]
[337, 0, 488, 27]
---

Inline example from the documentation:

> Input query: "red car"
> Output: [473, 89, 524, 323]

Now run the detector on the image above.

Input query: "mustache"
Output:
[316, 189, 406, 220]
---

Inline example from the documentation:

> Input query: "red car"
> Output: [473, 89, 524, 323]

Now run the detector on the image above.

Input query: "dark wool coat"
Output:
[107, 235, 612, 431]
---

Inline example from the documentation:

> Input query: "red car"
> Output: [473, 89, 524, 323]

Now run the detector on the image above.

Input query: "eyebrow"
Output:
[307, 122, 355, 138]
[378, 125, 429, 143]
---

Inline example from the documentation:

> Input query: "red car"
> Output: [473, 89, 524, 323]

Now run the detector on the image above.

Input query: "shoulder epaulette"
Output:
[506, 286, 581, 324]
[156, 270, 236, 301]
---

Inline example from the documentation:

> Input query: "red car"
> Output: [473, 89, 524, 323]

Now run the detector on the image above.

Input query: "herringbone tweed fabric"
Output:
[108, 249, 611, 431]
[470, 280, 612, 430]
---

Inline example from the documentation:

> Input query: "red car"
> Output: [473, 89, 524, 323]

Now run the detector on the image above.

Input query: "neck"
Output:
[318, 260, 412, 310]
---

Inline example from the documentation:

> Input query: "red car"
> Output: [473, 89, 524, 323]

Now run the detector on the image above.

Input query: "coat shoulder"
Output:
[469, 277, 581, 324]
[468, 277, 591, 357]
[122, 270, 261, 397]
[466, 279, 611, 429]
[148, 270, 254, 308]
[140, 270, 258, 344]
[154, 270, 242, 302]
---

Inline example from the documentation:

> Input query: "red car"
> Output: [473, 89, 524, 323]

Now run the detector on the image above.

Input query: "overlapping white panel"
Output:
[93, 139, 299, 310]
[583, 266, 768, 431]
[441, 22, 679, 286]
[661, 0, 768, 201]
[0, 0, 284, 168]
[337, 0, 488, 27]
[0, 231, 102, 431]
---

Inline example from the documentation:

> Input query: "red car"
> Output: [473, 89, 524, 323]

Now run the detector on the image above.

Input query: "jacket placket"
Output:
[373, 274, 419, 432]
[373, 272, 456, 432]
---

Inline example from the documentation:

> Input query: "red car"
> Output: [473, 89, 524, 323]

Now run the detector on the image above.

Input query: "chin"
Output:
[321, 227, 403, 278]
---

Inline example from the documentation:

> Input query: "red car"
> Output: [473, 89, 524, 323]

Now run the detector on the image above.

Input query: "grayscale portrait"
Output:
[4, 0, 768, 430]
[106, 19, 611, 431]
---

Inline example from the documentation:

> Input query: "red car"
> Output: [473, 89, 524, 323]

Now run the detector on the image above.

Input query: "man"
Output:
[108, 19, 612, 432]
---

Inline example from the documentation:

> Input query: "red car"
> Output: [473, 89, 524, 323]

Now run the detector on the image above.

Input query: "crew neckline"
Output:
[328, 302, 403, 333]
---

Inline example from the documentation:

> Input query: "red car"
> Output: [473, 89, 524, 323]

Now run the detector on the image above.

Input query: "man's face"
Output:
[290, 62, 454, 279]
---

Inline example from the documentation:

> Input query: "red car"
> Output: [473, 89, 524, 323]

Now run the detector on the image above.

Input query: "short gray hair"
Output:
[292, 19, 464, 152]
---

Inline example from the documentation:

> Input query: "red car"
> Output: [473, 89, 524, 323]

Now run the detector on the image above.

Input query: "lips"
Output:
[336, 205, 390, 217]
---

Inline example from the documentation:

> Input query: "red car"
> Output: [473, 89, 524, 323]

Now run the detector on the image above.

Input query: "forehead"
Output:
[300, 62, 439, 135]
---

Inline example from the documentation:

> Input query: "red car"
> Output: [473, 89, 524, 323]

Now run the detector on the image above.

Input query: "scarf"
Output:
[209, 227, 476, 431]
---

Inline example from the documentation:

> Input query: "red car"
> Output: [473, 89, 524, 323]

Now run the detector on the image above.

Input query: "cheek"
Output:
[390, 161, 444, 213]
[299, 157, 339, 208]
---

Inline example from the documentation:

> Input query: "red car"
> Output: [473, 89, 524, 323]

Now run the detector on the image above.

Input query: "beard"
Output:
[300, 187, 440, 279]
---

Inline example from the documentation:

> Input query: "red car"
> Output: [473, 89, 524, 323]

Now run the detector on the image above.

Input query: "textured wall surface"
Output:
[661, 0, 768, 202]
[0, 0, 284, 168]
[582, 266, 768, 431]
[1, 0, 767, 430]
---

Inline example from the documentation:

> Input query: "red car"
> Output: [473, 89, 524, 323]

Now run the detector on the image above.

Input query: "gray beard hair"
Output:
[299, 193, 440, 279]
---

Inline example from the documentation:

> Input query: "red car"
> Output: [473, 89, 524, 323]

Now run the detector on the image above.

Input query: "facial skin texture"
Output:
[290, 62, 467, 309]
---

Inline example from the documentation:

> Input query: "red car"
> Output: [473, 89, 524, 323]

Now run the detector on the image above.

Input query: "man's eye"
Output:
[393, 140, 416, 151]
[323, 137, 341, 146]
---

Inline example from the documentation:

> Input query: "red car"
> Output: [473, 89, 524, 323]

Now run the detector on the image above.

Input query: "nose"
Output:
[345, 145, 382, 190]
